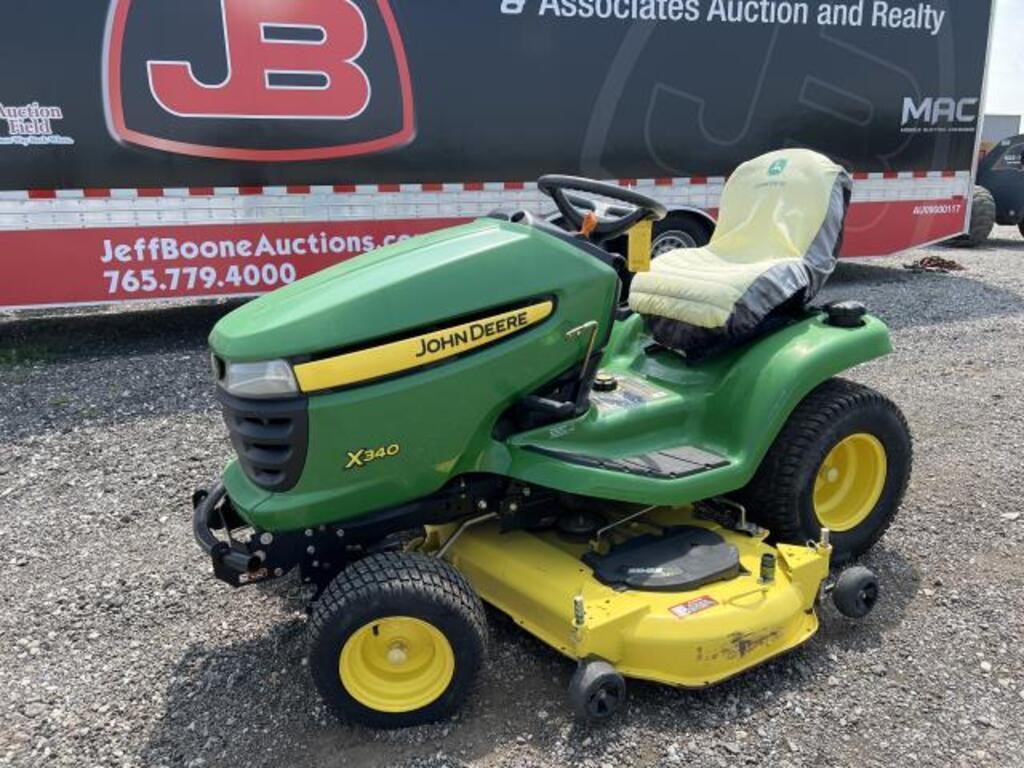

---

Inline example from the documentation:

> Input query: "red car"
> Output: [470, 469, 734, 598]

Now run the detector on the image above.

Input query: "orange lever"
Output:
[578, 211, 599, 239]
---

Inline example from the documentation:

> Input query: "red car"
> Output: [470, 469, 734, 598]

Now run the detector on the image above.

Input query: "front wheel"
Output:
[308, 552, 487, 728]
[735, 379, 912, 564]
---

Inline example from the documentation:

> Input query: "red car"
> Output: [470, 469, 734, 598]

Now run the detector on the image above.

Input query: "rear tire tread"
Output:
[737, 378, 912, 563]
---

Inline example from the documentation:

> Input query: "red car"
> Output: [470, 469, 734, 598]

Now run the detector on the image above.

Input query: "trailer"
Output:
[0, 0, 996, 310]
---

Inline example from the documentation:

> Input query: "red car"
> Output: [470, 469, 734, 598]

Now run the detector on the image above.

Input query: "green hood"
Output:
[210, 219, 614, 361]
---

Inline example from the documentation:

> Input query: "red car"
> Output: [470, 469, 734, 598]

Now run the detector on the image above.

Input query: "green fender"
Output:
[497, 313, 894, 505]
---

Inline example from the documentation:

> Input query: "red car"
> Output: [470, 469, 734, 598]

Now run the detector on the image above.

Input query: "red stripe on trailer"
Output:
[239, 186, 263, 196]
[619, 178, 637, 187]
[842, 197, 967, 257]
[655, 178, 673, 186]
[0, 218, 464, 309]
[883, 171, 899, 180]
[504, 181, 525, 190]
[84, 189, 111, 198]
[942, 170, 957, 178]
[464, 182, 484, 191]
[689, 177, 708, 185]
[378, 183, 401, 193]
[189, 187, 214, 196]
[421, 182, 443, 192]
[28, 190, 56, 199]
[913, 171, 929, 179]
[333, 184, 357, 193]
[287, 185, 311, 195]
[137, 188, 163, 197]
[852, 172, 870, 180]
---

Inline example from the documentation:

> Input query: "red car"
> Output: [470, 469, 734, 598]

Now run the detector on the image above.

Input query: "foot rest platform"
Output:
[522, 445, 729, 480]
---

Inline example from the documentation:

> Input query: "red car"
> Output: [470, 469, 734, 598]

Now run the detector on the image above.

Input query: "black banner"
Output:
[0, 0, 992, 190]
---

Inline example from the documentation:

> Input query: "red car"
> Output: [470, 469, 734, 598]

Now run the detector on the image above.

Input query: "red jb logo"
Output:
[105, 0, 415, 161]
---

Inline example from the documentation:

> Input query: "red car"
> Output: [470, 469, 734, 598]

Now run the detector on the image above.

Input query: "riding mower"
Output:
[193, 149, 912, 726]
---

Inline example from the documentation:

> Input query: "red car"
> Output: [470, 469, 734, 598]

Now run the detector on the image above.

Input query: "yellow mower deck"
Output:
[445, 510, 830, 688]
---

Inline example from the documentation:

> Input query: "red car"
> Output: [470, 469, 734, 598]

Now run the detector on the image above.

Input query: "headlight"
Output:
[217, 358, 298, 398]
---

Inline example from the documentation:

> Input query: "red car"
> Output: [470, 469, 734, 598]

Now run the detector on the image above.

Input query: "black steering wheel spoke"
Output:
[538, 175, 667, 244]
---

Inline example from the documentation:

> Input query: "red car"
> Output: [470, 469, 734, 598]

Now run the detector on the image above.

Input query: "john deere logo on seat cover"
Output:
[768, 159, 788, 176]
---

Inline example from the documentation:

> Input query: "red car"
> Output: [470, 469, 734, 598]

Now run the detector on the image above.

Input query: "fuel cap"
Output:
[593, 372, 618, 392]
[824, 301, 867, 328]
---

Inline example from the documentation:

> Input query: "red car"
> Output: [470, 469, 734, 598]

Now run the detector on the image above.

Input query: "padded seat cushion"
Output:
[629, 149, 852, 356]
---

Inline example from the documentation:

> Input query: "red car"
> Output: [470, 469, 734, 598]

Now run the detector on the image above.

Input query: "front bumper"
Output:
[192, 482, 275, 587]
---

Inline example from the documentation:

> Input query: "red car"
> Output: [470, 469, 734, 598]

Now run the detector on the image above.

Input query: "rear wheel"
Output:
[308, 552, 487, 728]
[736, 379, 912, 564]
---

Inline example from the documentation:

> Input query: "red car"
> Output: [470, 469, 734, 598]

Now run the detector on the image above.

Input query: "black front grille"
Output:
[217, 389, 309, 492]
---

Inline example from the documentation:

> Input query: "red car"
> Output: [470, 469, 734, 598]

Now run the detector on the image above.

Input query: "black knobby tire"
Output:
[735, 378, 912, 564]
[832, 566, 880, 619]
[951, 186, 996, 248]
[308, 552, 487, 728]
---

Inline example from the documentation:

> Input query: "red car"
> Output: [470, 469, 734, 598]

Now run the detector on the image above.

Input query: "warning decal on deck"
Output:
[669, 595, 719, 619]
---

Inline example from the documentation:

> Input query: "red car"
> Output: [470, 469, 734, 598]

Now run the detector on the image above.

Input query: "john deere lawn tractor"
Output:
[193, 149, 912, 726]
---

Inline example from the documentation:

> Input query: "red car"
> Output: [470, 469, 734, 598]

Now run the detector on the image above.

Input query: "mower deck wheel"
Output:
[832, 566, 880, 619]
[569, 659, 627, 722]
[308, 552, 487, 728]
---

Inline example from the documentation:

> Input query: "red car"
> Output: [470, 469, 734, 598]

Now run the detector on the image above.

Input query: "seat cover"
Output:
[629, 149, 852, 355]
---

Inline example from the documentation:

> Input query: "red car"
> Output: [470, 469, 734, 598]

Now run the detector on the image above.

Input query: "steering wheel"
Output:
[537, 175, 667, 241]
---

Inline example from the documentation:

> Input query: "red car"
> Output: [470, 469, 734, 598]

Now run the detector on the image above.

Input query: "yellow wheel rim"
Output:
[339, 616, 455, 713]
[813, 433, 887, 532]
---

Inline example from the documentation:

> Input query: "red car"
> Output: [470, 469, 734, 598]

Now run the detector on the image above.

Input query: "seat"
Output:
[629, 149, 852, 356]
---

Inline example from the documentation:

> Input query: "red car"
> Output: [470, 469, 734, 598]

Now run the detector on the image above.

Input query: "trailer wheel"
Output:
[951, 186, 996, 248]
[651, 214, 712, 257]
[308, 552, 487, 728]
[735, 378, 912, 565]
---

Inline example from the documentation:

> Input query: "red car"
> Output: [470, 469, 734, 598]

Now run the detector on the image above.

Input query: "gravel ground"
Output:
[2, 228, 1023, 768]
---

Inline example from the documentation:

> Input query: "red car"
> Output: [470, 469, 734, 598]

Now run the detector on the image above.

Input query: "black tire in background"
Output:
[950, 185, 996, 247]
[308, 552, 487, 728]
[734, 378, 912, 565]
[651, 214, 712, 256]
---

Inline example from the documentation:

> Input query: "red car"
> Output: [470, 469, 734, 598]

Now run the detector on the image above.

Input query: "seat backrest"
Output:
[708, 150, 851, 291]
